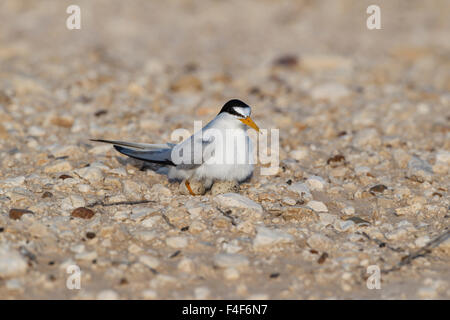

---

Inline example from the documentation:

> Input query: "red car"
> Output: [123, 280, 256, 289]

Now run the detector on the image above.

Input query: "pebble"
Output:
[341, 206, 355, 215]
[178, 258, 194, 273]
[415, 235, 430, 247]
[194, 287, 210, 299]
[223, 267, 240, 280]
[318, 213, 337, 226]
[307, 234, 333, 251]
[214, 193, 263, 213]
[1, 176, 25, 187]
[9, 208, 34, 220]
[62, 195, 86, 211]
[407, 157, 434, 183]
[305, 176, 327, 191]
[71, 207, 95, 219]
[288, 182, 312, 201]
[134, 230, 157, 242]
[393, 149, 411, 168]
[97, 290, 119, 300]
[139, 255, 160, 269]
[150, 184, 172, 197]
[44, 160, 73, 173]
[166, 236, 188, 249]
[141, 289, 158, 299]
[130, 207, 157, 221]
[253, 226, 294, 248]
[385, 228, 408, 241]
[75, 251, 98, 261]
[352, 129, 381, 148]
[0, 245, 28, 278]
[213, 253, 249, 268]
[211, 180, 240, 195]
[306, 200, 328, 212]
[289, 148, 309, 161]
[75, 166, 104, 183]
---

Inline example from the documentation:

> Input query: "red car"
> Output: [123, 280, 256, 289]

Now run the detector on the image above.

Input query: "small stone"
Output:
[306, 201, 328, 212]
[97, 290, 119, 300]
[385, 228, 408, 241]
[1, 176, 25, 187]
[61, 195, 86, 211]
[417, 287, 438, 299]
[335, 220, 356, 232]
[213, 253, 249, 268]
[9, 208, 34, 220]
[214, 193, 263, 212]
[150, 184, 172, 197]
[352, 129, 381, 148]
[407, 157, 433, 183]
[224, 267, 240, 280]
[393, 149, 411, 168]
[166, 236, 188, 249]
[318, 213, 337, 226]
[130, 207, 157, 221]
[253, 226, 294, 248]
[211, 181, 239, 195]
[369, 184, 388, 194]
[141, 289, 158, 299]
[307, 233, 333, 251]
[435, 150, 450, 164]
[71, 207, 95, 219]
[86, 232, 96, 239]
[75, 251, 97, 261]
[288, 182, 312, 201]
[281, 197, 296, 206]
[395, 206, 412, 216]
[194, 287, 210, 299]
[139, 255, 160, 269]
[289, 148, 309, 161]
[305, 176, 327, 191]
[51, 115, 74, 128]
[178, 258, 194, 273]
[0, 246, 28, 278]
[42, 191, 53, 198]
[28, 126, 46, 136]
[135, 230, 157, 242]
[341, 206, 355, 215]
[327, 155, 345, 166]
[44, 160, 73, 173]
[355, 166, 371, 175]
[415, 236, 430, 247]
[75, 167, 104, 183]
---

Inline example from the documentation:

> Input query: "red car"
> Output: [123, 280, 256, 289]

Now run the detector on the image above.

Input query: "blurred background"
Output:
[0, 0, 449, 300]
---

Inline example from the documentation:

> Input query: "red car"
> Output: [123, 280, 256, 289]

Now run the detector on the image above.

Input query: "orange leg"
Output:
[185, 180, 196, 196]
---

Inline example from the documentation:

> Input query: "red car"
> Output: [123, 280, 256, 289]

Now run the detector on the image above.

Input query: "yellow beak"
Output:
[239, 116, 260, 132]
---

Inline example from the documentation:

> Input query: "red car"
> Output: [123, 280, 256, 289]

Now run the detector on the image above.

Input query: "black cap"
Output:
[218, 99, 250, 117]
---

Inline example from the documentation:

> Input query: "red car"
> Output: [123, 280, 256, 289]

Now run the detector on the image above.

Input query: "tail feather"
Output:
[91, 139, 175, 166]
[90, 139, 174, 151]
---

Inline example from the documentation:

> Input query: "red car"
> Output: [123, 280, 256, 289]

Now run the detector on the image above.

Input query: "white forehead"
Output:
[234, 106, 251, 117]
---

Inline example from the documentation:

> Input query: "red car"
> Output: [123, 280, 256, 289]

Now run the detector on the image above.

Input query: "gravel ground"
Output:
[0, 0, 449, 299]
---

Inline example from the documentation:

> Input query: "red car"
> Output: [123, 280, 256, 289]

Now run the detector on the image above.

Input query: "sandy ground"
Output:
[0, 0, 449, 299]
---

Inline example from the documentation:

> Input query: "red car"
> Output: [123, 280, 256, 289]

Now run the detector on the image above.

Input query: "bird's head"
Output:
[218, 99, 260, 132]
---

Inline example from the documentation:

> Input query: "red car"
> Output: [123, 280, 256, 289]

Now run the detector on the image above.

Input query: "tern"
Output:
[91, 99, 260, 195]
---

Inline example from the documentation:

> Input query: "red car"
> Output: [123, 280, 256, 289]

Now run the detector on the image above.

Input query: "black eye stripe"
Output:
[229, 109, 245, 118]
